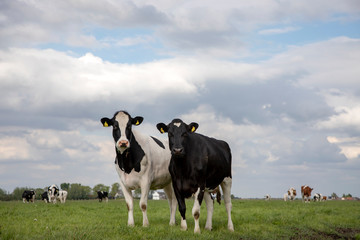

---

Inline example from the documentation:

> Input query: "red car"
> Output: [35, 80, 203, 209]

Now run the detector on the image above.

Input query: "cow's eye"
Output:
[181, 132, 188, 137]
[168, 133, 174, 137]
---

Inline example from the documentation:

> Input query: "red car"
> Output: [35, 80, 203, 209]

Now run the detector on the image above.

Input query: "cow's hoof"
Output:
[228, 225, 234, 232]
[180, 226, 187, 231]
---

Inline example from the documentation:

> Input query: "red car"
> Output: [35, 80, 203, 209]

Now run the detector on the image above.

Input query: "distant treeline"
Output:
[0, 182, 123, 201]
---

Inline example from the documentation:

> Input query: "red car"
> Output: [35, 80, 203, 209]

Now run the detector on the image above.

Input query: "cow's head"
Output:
[157, 119, 198, 157]
[101, 111, 143, 154]
[48, 185, 59, 199]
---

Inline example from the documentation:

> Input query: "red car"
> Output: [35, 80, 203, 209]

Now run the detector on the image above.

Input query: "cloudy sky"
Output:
[1, 0, 359, 198]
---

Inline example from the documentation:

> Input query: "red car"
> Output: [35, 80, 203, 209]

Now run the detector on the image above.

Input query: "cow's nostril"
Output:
[173, 148, 183, 154]
[119, 140, 129, 148]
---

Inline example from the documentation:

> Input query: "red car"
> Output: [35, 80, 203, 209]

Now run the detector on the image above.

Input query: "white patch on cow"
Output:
[115, 112, 130, 154]
[173, 122, 181, 127]
[192, 188, 201, 233]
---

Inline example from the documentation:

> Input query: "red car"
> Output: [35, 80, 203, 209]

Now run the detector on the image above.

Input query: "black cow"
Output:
[22, 190, 36, 203]
[97, 191, 109, 202]
[157, 119, 234, 233]
[41, 191, 49, 203]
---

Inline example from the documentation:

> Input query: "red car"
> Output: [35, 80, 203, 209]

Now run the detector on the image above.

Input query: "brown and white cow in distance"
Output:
[283, 187, 296, 201]
[301, 185, 313, 203]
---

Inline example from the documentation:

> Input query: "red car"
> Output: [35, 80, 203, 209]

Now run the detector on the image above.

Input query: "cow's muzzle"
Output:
[172, 147, 185, 156]
[118, 140, 129, 148]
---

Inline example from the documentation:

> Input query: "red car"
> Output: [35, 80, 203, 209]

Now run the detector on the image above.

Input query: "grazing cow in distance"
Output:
[283, 187, 296, 201]
[157, 119, 234, 233]
[22, 190, 35, 203]
[322, 196, 327, 201]
[57, 190, 68, 203]
[265, 194, 271, 201]
[313, 193, 323, 202]
[301, 185, 313, 203]
[97, 191, 109, 202]
[41, 191, 49, 203]
[101, 111, 177, 227]
[288, 187, 297, 200]
[48, 185, 67, 203]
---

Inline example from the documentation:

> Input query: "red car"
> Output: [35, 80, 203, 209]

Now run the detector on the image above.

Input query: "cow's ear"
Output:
[132, 116, 143, 126]
[101, 117, 113, 127]
[156, 123, 168, 134]
[188, 122, 199, 133]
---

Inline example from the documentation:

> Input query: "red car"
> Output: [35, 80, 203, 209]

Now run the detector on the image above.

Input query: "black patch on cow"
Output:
[151, 136, 165, 149]
[115, 133, 145, 174]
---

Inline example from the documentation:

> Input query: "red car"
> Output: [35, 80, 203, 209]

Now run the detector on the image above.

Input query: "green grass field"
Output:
[1, 199, 359, 240]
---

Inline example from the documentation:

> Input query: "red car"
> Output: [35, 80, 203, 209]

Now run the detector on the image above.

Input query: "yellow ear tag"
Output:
[160, 128, 165, 133]
[136, 120, 139, 125]
[191, 126, 196, 132]
[104, 122, 108, 127]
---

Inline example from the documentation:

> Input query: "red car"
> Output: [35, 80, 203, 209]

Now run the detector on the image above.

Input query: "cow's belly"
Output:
[149, 173, 172, 190]
[115, 164, 141, 189]
[176, 179, 199, 199]
[115, 161, 171, 190]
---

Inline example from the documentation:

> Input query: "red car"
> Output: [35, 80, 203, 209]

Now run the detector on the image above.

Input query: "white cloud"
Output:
[318, 107, 360, 132]
[327, 136, 360, 160]
[0, 137, 31, 161]
[258, 27, 300, 35]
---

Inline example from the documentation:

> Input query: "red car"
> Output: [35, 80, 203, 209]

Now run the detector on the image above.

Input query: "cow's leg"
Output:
[173, 186, 187, 231]
[163, 183, 177, 226]
[120, 183, 135, 226]
[221, 177, 234, 231]
[192, 188, 204, 234]
[204, 191, 214, 231]
[139, 182, 150, 227]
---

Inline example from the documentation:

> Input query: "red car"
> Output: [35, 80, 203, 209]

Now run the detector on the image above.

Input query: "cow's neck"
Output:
[171, 155, 190, 174]
[115, 132, 145, 174]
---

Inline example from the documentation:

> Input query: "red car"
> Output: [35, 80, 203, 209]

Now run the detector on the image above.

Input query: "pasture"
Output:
[0, 199, 359, 240]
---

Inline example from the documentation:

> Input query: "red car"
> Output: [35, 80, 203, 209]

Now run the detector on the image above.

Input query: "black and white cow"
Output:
[48, 184, 68, 204]
[157, 119, 234, 233]
[41, 191, 49, 203]
[313, 193, 323, 202]
[97, 191, 109, 202]
[48, 184, 59, 203]
[22, 190, 36, 203]
[101, 111, 177, 227]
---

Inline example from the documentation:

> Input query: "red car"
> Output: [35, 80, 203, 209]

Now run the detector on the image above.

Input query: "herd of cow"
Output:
[22, 185, 67, 204]
[264, 185, 327, 202]
[21, 110, 326, 234]
[22, 186, 109, 204]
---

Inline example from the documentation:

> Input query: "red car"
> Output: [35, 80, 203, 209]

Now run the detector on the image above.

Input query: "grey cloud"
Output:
[0, 0, 169, 48]
[198, 80, 334, 125]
